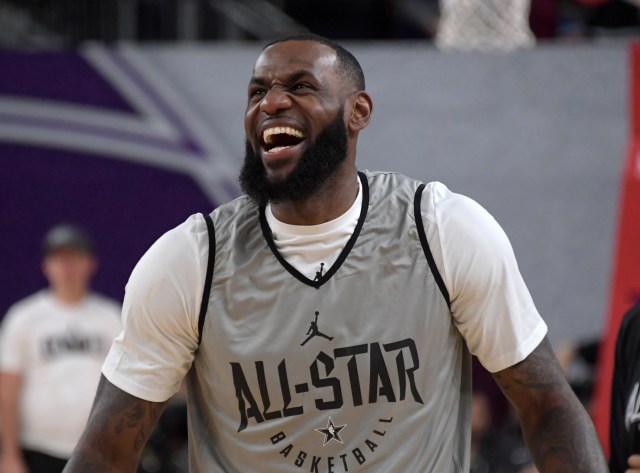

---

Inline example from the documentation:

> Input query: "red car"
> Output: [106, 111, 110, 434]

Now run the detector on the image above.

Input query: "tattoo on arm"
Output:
[493, 337, 607, 473]
[63, 376, 167, 473]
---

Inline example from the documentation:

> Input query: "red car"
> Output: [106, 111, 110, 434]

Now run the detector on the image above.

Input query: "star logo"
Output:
[315, 417, 347, 446]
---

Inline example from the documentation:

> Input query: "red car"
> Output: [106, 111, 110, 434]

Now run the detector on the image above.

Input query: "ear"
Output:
[347, 91, 373, 133]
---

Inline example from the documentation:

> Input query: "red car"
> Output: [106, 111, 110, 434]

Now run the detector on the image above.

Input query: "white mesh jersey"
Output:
[103, 170, 547, 472]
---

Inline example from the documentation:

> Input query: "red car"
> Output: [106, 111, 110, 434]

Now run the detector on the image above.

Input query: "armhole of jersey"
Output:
[198, 213, 216, 345]
[414, 184, 452, 310]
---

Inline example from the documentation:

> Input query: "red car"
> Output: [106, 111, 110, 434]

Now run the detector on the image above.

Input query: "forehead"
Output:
[46, 246, 92, 259]
[251, 41, 338, 83]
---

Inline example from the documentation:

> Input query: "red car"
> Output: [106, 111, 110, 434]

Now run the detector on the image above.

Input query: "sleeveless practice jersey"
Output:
[186, 171, 471, 472]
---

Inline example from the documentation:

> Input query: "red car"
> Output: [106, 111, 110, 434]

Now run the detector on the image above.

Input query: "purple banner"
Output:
[0, 48, 236, 317]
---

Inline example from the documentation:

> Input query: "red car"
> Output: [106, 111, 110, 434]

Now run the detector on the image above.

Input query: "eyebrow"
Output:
[249, 70, 317, 87]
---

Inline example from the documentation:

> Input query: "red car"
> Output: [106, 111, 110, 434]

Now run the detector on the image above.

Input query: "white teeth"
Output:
[262, 126, 305, 145]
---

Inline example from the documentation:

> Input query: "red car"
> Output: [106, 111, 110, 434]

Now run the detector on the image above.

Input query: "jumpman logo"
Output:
[301, 311, 333, 346]
[313, 263, 325, 282]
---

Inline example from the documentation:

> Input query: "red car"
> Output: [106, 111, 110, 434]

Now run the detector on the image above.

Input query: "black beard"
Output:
[239, 107, 348, 206]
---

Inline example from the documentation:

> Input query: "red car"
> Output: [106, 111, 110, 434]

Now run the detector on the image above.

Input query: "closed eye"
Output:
[291, 82, 315, 92]
[248, 88, 266, 100]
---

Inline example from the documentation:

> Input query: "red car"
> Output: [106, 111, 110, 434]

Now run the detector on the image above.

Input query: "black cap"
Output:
[42, 224, 94, 255]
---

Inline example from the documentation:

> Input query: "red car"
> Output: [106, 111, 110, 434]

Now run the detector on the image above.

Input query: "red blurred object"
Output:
[593, 42, 640, 457]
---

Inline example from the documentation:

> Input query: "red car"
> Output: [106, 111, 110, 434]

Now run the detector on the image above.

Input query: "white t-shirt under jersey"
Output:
[103, 181, 547, 402]
[0, 291, 122, 458]
[265, 177, 363, 280]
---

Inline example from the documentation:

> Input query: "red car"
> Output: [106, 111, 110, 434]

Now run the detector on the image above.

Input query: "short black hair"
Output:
[263, 33, 365, 90]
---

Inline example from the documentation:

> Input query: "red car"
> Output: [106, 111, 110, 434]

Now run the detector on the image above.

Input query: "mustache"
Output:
[239, 106, 347, 206]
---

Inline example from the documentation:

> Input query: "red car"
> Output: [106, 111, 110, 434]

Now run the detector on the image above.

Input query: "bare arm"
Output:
[63, 375, 167, 473]
[492, 337, 607, 472]
[0, 371, 27, 473]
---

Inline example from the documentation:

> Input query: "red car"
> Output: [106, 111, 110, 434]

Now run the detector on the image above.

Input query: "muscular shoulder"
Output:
[125, 214, 209, 323]
[103, 214, 211, 400]
[419, 182, 512, 288]
[129, 214, 207, 284]
[420, 181, 501, 235]
[419, 182, 545, 371]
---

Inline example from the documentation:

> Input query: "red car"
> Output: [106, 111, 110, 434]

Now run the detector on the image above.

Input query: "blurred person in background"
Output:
[0, 224, 121, 473]
[610, 301, 640, 473]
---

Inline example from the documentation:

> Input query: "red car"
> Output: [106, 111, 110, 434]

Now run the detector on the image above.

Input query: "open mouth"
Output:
[261, 126, 306, 153]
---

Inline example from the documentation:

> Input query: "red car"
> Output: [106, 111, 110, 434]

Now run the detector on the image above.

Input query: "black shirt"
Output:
[610, 302, 640, 473]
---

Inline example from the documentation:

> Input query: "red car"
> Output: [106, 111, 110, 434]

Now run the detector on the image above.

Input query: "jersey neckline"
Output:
[259, 171, 370, 289]
[265, 176, 362, 238]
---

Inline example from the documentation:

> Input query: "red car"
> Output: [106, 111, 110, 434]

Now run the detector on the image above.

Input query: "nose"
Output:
[259, 86, 292, 115]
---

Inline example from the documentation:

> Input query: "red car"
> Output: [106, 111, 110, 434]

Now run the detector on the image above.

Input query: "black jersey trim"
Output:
[414, 183, 451, 309]
[259, 172, 369, 289]
[198, 213, 216, 344]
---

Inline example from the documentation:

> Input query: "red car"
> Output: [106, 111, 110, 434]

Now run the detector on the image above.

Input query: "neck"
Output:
[52, 287, 88, 305]
[270, 166, 359, 225]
